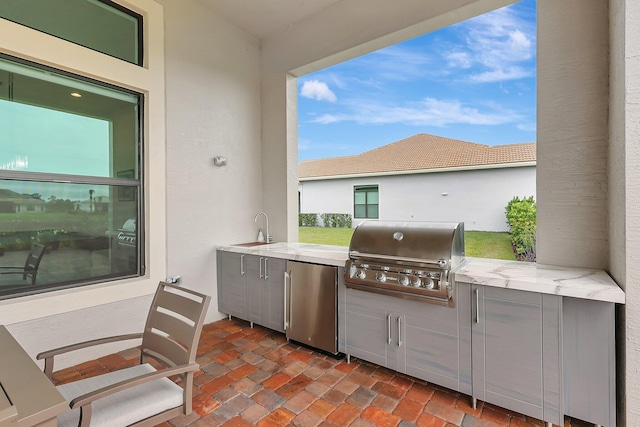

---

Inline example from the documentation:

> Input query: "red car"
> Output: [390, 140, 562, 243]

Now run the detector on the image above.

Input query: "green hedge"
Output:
[320, 213, 352, 228]
[505, 196, 536, 262]
[299, 213, 318, 227]
[299, 213, 352, 228]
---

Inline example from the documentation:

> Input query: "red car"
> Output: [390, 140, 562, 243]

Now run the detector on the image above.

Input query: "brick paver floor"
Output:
[51, 318, 595, 427]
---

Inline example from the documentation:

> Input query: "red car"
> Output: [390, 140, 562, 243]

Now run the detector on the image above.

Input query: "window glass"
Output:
[0, 57, 139, 178]
[0, 55, 142, 299]
[354, 192, 366, 204]
[0, 0, 142, 65]
[354, 185, 379, 219]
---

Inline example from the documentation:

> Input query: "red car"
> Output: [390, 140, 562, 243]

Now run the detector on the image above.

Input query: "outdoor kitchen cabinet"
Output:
[217, 250, 286, 333]
[247, 255, 286, 333]
[217, 250, 248, 320]
[470, 285, 563, 427]
[343, 284, 472, 394]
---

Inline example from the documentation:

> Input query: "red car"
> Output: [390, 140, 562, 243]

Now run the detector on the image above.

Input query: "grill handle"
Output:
[349, 252, 450, 269]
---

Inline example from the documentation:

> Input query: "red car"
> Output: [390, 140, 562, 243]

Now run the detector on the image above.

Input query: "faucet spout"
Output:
[254, 212, 272, 242]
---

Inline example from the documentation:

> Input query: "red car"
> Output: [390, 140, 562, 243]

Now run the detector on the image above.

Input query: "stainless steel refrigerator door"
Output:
[285, 261, 337, 354]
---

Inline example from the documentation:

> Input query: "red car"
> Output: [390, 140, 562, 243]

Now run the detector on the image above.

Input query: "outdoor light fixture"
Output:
[213, 156, 227, 166]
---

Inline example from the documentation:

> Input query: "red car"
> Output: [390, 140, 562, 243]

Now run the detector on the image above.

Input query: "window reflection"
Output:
[0, 180, 138, 298]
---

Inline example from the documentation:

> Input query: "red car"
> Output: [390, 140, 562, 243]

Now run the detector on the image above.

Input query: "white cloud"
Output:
[300, 80, 337, 102]
[445, 51, 473, 69]
[447, 4, 536, 83]
[517, 122, 536, 132]
[313, 114, 340, 124]
[308, 97, 520, 127]
[469, 66, 533, 83]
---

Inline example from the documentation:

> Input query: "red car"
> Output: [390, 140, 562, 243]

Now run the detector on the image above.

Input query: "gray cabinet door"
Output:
[344, 288, 389, 367]
[471, 286, 562, 426]
[344, 286, 467, 393]
[217, 250, 248, 320]
[265, 257, 286, 333]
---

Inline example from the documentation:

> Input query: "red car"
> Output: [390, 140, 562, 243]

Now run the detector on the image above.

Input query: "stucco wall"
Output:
[536, 0, 609, 269]
[157, 0, 262, 324]
[300, 166, 535, 232]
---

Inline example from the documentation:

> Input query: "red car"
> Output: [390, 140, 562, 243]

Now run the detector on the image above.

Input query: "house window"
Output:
[0, 0, 143, 65]
[354, 185, 379, 219]
[0, 54, 142, 299]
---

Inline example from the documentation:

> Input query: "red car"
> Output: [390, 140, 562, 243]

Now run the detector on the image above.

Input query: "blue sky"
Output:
[297, 0, 536, 161]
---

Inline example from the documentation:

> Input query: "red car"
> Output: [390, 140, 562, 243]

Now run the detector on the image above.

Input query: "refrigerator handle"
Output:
[283, 271, 289, 329]
[288, 270, 293, 330]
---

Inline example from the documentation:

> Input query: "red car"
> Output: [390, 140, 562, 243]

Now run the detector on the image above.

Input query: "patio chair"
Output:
[0, 244, 46, 286]
[37, 282, 211, 427]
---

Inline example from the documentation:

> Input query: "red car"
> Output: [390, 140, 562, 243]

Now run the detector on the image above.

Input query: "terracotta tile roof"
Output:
[299, 134, 536, 179]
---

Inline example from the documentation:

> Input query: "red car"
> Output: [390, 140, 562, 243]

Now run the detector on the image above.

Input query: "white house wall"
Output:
[300, 166, 536, 232]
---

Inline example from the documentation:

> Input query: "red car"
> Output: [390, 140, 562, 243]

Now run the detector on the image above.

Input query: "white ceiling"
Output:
[193, 0, 343, 39]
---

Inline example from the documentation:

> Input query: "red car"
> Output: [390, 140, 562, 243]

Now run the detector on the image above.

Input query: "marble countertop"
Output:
[455, 257, 625, 304]
[216, 243, 624, 304]
[216, 242, 349, 267]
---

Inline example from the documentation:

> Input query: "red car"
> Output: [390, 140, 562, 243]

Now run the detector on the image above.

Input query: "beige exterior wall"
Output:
[536, 0, 610, 269]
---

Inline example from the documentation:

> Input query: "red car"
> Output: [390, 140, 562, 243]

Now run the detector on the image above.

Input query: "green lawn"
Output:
[299, 227, 515, 260]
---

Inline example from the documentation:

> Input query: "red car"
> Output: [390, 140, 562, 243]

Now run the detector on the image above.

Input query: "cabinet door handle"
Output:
[264, 258, 269, 280]
[288, 271, 293, 329]
[284, 271, 289, 329]
[387, 314, 391, 344]
[397, 316, 402, 348]
[240, 255, 245, 276]
[475, 288, 480, 324]
[259, 257, 264, 279]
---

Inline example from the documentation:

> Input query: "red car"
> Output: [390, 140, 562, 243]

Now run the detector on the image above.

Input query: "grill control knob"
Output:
[411, 277, 421, 287]
[424, 278, 435, 289]
[356, 269, 366, 280]
[399, 275, 410, 286]
[376, 272, 387, 282]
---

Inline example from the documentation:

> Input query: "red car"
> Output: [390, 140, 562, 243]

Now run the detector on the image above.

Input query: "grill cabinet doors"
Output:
[343, 285, 471, 393]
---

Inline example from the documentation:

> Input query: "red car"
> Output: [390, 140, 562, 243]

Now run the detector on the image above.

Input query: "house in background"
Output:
[299, 134, 536, 231]
[0, 189, 45, 213]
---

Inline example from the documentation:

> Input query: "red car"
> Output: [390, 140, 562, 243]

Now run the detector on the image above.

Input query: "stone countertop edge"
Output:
[216, 244, 625, 304]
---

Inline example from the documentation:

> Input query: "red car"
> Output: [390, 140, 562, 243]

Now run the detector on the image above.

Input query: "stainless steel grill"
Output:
[344, 221, 465, 307]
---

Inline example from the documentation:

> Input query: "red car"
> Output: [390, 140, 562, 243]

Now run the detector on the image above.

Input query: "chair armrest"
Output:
[36, 333, 143, 379]
[69, 362, 199, 409]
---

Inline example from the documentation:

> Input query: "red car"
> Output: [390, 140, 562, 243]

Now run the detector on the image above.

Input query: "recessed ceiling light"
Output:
[71, 92, 82, 98]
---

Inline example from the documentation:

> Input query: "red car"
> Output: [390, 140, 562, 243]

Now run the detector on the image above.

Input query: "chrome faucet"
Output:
[254, 211, 272, 242]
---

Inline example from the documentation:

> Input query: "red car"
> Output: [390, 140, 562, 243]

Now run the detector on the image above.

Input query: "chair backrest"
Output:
[140, 282, 211, 368]
[24, 244, 46, 273]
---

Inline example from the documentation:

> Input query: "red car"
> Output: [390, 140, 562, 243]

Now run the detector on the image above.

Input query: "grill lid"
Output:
[348, 221, 465, 269]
